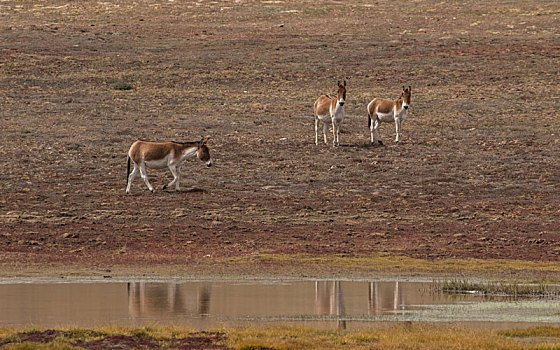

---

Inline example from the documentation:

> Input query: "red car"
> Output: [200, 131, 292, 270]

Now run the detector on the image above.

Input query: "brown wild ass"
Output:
[367, 86, 412, 145]
[313, 80, 346, 147]
[126, 138, 212, 194]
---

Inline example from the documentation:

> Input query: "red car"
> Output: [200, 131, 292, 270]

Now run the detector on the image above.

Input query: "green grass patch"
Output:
[113, 82, 133, 90]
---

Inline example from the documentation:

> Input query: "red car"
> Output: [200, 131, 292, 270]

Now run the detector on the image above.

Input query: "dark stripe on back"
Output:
[136, 139, 199, 146]
[171, 141, 199, 146]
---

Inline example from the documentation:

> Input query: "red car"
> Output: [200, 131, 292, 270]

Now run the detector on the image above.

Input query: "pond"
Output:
[0, 279, 559, 329]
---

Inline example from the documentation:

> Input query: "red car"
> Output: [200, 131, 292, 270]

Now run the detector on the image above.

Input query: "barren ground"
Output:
[1, 0, 559, 277]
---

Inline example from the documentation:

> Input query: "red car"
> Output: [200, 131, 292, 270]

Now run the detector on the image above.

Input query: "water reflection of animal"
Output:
[127, 282, 211, 318]
[368, 281, 406, 316]
[314, 281, 346, 329]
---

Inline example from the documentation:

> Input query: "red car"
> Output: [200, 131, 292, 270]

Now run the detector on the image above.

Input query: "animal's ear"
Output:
[337, 80, 341, 86]
[402, 85, 405, 91]
[343, 80, 346, 87]
[409, 86, 412, 91]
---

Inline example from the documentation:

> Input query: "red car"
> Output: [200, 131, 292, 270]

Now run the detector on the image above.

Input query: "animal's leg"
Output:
[139, 163, 155, 193]
[175, 166, 181, 191]
[332, 119, 338, 147]
[315, 117, 319, 145]
[163, 165, 178, 190]
[336, 120, 342, 146]
[322, 123, 328, 145]
[126, 164, 139, 194]
[370, 118, 375, 144]
[335, 120, 342, 147]
[395, 118, 401, 144]
[374, 119, 383, 146]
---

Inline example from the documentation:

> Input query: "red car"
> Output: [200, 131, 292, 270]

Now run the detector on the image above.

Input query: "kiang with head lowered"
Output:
[313, 80, 347, 147]
[126, 138, 212, 194]
[367, 86, 412, 145]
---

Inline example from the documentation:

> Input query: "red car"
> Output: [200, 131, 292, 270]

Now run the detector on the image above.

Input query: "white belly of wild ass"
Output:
[145, 158, 170, 169]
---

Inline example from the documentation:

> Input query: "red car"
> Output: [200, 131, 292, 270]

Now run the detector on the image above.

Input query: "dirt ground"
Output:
[1, 0, 559, 277]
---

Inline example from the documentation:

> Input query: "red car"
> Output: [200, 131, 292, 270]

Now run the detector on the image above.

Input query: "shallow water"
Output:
[0, 279, 559, 329]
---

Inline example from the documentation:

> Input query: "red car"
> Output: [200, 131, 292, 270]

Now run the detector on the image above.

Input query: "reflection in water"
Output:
[123, 280, 454, 329]
[315, 281, 346, 329]
[198, 285, 211, 316]
[1, 280, 559, 329]
[369, 281, 405, 316]
[127, 282, 212, 319]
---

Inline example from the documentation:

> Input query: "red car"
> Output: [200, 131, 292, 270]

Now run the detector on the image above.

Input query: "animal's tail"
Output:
[368, 113, 371, 129]
[126, 156, 131, 186]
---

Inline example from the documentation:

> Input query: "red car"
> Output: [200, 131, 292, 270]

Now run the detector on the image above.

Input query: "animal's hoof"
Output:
[162, 185, 167, 190]
[378, 141, 384, 146]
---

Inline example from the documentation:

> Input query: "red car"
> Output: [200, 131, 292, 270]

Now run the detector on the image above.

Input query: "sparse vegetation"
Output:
[1, 1, 559, 347]
[2, 253, 560, 280]
[435, 279, 560, 297]
[238, 345, 277, 350]
[1, 0, 559, 279]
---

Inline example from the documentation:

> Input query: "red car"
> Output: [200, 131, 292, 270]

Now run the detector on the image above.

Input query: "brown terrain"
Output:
[1, 0, 559, 277]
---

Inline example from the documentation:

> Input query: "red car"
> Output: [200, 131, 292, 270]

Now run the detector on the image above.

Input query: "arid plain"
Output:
[1, 0, 559, 278]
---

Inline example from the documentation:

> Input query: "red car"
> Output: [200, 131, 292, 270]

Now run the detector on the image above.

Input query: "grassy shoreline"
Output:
[1, 325, 560, 349]
[1, 254, 559, 282]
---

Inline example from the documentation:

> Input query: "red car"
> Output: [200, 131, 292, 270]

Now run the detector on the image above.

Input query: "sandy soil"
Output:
[1, 0, 559, 276]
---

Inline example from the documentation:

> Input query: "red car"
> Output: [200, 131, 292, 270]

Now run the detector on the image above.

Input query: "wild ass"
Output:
[313, 80, 346, 147]
[126, 138, 212, 194]
[367, 86, 412, 145]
